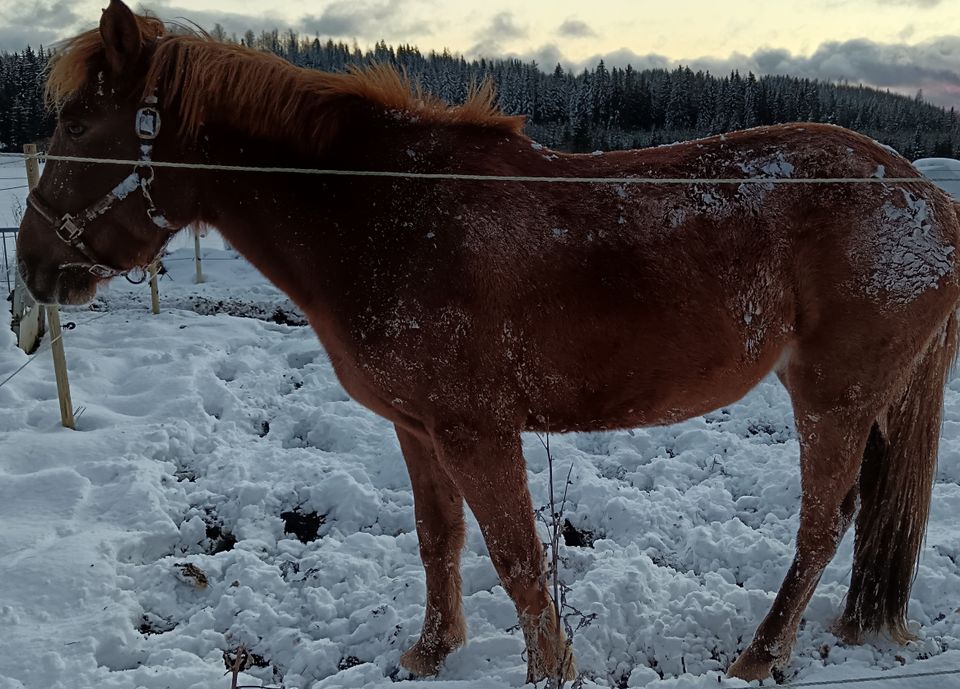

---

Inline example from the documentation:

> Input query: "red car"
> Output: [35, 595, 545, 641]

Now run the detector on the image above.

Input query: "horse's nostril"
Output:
[14, 259, 56, 305]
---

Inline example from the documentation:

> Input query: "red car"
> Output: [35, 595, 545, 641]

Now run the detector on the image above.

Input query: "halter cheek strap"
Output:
[28, 170, 148, 278]
[26, 96, 171, 281]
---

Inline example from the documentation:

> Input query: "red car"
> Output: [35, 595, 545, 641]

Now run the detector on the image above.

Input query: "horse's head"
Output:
[17, 0, 199, 305]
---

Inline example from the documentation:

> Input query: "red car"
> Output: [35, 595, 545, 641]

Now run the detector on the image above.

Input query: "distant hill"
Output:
[1, 34, 956, 157]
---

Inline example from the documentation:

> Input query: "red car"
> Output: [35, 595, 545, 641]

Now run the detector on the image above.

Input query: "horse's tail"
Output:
[838, 307, 959, 643]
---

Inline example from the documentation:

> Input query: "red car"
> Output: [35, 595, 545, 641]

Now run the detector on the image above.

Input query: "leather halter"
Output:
[27, 97, 172, 282]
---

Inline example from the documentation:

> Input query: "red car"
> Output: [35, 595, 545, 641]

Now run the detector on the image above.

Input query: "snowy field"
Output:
[3, 172, 960, 689]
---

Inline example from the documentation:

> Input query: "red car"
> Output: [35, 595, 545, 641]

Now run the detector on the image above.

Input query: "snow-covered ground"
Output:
[3, 239, 960, 689]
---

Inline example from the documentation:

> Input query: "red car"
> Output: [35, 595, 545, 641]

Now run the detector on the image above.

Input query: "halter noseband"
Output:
[27, 96, 172, 282]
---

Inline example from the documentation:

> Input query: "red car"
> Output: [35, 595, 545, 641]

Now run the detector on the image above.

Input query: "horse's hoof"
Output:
[525, 648, 577, 684]
[399, 635, 464, 677]
[399, 643, 442, 677]
[728, 648, 775, 682]
[831, 615, 916, 647]
[831, 618, 865, 645]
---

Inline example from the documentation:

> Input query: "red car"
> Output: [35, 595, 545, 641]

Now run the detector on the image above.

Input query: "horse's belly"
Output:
[530, 332, 790, 432]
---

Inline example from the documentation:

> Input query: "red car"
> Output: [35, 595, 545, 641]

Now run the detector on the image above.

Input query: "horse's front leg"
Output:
[432, 421, 576, 684]
[396, 426, 467, 676]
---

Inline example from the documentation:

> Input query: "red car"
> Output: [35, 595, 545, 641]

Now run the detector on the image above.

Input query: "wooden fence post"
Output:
[149, 261, 160, 314]
[23, 143, 75, 429]
[45, 306, 75, 429]
[12, 144, 45, 352]
[194, 229, 204, 284]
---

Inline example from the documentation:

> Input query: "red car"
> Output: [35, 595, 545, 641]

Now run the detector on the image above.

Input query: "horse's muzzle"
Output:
[17, 258, 97, 306]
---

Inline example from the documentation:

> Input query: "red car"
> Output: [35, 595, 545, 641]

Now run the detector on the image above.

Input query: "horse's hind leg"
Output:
[836, 310, 957, 643]
[396, 426, 467, 676]
[729, 364, 879, 681]
[431, 422, 576, 683]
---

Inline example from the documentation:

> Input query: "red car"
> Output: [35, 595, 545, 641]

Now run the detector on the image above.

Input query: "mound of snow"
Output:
[914, 158, 960, 200]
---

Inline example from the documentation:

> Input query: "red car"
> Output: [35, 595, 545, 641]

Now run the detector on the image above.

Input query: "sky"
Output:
[1, 0, 958, 108]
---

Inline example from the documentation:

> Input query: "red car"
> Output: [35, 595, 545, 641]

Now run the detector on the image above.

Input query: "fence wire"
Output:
[779, 666, 960, 688]
[18, 152, 958, 186]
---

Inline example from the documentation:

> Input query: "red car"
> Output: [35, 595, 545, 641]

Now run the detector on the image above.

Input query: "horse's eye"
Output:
[64, 122, 86, 137]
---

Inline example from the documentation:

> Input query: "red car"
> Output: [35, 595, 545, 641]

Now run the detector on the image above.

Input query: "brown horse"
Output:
[16, 0, 960, 682]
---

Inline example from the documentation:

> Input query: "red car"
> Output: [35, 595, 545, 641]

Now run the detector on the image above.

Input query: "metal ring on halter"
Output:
[125, 266, 149, 284]
[137, 162, 156, 185]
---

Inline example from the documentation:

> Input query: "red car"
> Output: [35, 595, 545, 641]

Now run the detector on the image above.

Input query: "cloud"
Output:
[898, 24, 916, 41]
[499, 44, 666, 74]
[138, 0, 288, 39]
[470, 11, 528, 57]
[146, 0, 433, 41]
[745, 37, 960, 106]
[876, 0, 943, 7]
[556, 19, 598, 39]
[518, 44, 567, 70]
[485, 12, 528, 40]
[526, 36, 960, 107]
[301, 0, 432, 39]
[1, 0, 81, 28]
[0, 0, 438, 51]
[0, 26, 63, 52]
[0, 0, 83, 49]
[302, 6, 364, 36]
[490, 35, 960, 108]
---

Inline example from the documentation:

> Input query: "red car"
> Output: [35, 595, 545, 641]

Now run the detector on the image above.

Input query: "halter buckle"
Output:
[55, 215, 83, 244]
[88, 264, 118, 279]
[135, 107, 161, 140]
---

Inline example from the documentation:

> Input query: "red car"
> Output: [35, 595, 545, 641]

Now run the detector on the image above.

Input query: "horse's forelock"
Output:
[45, 15, 167, 109]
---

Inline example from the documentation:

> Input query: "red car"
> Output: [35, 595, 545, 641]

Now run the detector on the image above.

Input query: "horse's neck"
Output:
[202, 175, 335, 314]
[198, 117, 525, 326]
[197, 125, 413, 322]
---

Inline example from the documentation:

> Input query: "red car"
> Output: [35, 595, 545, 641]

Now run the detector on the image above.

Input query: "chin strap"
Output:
[27, 95, 171, 281]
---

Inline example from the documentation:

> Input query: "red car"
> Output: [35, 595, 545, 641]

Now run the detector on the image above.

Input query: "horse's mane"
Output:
[46, 15, 524, 151]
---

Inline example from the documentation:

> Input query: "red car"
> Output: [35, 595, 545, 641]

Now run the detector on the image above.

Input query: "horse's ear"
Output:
[100, 0, 143, 75]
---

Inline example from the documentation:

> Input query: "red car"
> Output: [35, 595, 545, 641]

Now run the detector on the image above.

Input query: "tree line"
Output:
[0, 46, 54, 152]
[1, 31, 957, 159]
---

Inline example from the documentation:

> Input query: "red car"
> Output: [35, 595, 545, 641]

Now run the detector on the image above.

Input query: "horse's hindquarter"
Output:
[457, 126, 958, 430]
